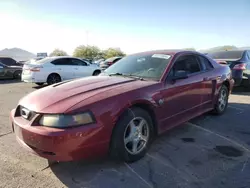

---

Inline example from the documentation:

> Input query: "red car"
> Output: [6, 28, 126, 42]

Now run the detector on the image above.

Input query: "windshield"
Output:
[207, 51, 244, 59]
[103, 53, 172, 80]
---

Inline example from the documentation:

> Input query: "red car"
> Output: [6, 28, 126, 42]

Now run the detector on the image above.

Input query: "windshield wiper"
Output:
[108, 72, 144, 80]
[108, 72, 124, 76]
[127, 74, 144, 80]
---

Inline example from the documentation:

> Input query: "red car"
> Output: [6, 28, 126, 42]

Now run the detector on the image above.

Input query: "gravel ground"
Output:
[0, 80, 250, 188]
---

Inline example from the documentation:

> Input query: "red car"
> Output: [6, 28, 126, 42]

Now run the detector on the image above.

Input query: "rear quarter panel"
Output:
[211, 64, 233, 104]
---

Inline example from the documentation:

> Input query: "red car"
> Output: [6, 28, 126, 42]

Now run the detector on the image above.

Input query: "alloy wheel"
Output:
[218, 88, 227, 112]
[124, 117, 149, 155]
[48, 74, 61, 84]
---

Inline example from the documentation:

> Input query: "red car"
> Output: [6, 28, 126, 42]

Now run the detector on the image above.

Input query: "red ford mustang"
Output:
[10, 50, 234, 162]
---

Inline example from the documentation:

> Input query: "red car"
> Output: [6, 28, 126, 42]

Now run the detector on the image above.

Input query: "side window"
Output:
[51, 58, 70, 65]
[247, 51, 250, 60]
[171, 55, 201, 76]
[113, 58, 121, 63]
[0, 62, 6, 67]
[198, 56, 214, 71]
[71, 59, 87, 66]
[0, 58, 16, 66]
[247, 51, 250, 69]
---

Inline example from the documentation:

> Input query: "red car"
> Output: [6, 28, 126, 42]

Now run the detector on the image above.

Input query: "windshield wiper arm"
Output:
[127, 74, 144, 80]
[108, 72, 144, 80]
[108, 72, 124, 76]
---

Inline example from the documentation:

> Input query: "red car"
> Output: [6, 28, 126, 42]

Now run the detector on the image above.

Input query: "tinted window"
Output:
[0, 62, 6, 67]
[171, 55, 201, 75]
[247, 51, 250, 60]
[104, 53, 172, 80]
[71, 59, 87, 66]
[0, 57, 17, 66]
[51, 58, 70, 65]
[198, 56, 213, 71]
[207, 51, 243, 59]
[113, 57, 122, 63]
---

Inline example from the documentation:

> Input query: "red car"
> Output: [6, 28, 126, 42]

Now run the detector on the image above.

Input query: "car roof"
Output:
[0, 56, 16, 59]
[131, 49, 194, 56]
[42, 56, 86, 62]
[46, 56, 79, 60]
[208, 50, 246, 53]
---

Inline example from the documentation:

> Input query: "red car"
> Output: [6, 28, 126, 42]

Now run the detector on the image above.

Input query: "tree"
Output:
[102, 48, 126, 59]
[49, 49, 68, 56]
[73, 45, 100, 59]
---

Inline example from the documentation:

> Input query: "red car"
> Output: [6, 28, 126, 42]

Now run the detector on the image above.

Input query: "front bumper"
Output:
[10, 109, 109, 161]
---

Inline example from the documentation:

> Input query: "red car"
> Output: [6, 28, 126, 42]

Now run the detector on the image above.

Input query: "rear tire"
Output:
[93, 70, 101, 76]
[110, 107, 154, 163]
[212, 85, 229, 115]
[13, 70, 22, 79]
[47, 73, 61, 85]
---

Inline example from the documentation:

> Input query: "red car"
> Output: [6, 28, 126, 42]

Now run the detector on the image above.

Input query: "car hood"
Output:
[19, 76, 156, 113]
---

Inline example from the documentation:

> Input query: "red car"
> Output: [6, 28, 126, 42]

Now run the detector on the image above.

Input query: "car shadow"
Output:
[50, 158, 134, 187]
[49, 124, 191, 188]
[32, 84, 48, 89]
[232, 86, 250, 96]
[0, 79, 22, 84]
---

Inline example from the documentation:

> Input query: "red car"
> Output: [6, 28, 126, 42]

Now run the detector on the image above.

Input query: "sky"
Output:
[0, 0, 249, 55]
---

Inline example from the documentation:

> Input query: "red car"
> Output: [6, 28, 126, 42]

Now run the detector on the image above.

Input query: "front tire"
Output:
[110, 107, 154, 162]
[47, 73, 61, 85]
[213, 85, 229, 115]
[13, 70, 22, 79]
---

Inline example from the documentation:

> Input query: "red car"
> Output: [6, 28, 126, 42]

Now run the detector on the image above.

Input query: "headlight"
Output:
[39, 112, 95, 128]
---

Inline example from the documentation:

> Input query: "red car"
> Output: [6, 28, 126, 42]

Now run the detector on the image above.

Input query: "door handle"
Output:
[74, 68, 78, 70]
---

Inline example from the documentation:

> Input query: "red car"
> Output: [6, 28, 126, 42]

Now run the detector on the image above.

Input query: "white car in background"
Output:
[22, 56, 101, 85]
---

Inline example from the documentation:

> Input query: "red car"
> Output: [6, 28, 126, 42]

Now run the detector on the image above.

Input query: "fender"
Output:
[113, 98, 158, 119]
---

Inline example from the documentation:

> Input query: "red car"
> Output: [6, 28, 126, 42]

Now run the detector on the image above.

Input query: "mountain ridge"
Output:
[0, 48, 35, 61]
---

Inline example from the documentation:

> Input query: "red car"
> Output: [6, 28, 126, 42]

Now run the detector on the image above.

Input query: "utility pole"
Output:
[86, 30, 89, 46]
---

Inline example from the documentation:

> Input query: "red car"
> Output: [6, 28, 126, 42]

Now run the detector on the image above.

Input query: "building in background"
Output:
[37, 52, 48, 58]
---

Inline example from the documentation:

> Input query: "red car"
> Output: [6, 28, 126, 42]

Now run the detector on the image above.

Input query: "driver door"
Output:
[0, 63, 6, 78]
[159, 55, 204, 131]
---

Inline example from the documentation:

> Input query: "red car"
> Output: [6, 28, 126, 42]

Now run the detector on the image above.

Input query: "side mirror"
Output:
[172, 70, 189, 81]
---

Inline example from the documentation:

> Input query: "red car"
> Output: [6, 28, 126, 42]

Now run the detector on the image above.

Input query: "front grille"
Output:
[15, 105, 37, 121]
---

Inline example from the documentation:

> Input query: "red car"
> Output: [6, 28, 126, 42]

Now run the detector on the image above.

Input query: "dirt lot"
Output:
[0, 80, 250, 188]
